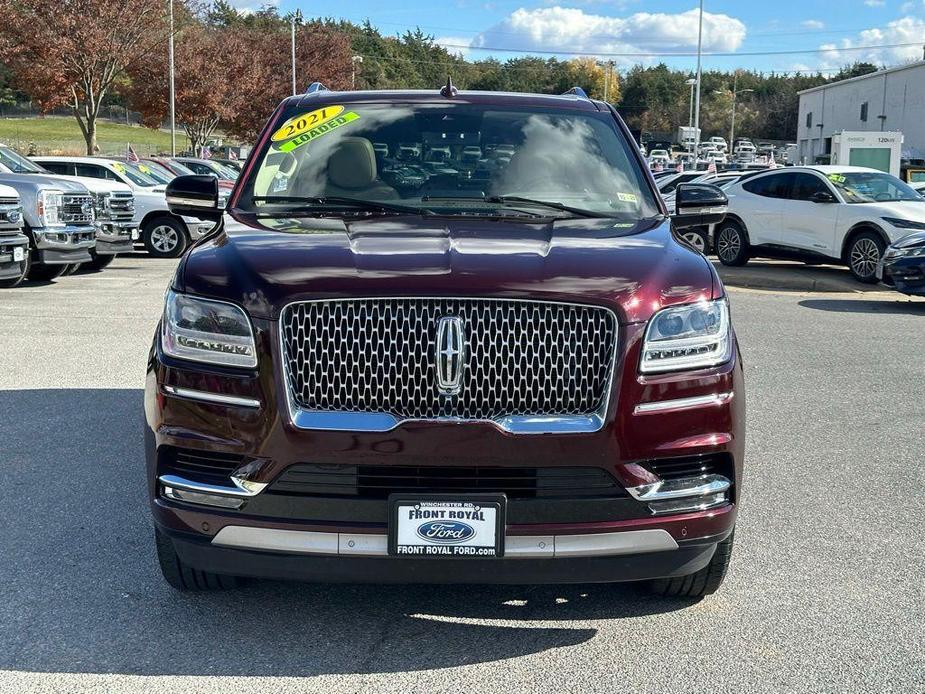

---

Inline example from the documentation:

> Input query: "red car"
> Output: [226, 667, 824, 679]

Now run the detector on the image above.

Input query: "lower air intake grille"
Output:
[160, 447, 246, 486]
[269, 464, 625, 499]
[643, 455, 726, 480]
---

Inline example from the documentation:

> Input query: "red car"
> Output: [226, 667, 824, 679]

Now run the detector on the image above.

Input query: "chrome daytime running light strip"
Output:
[162, 385, 261, 409]
[626, 474, 731, 502]
[633, 392, 734, 415]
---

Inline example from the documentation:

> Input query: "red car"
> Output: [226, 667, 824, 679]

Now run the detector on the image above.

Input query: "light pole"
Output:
[352, 55, 364, 90]
[716, 73, 753, 148]
[693, 0, 704, 141]
[168, 0, 175, 156]
[290, 16, 297, 96]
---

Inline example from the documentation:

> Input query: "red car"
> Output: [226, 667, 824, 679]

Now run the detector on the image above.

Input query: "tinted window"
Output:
[76, 163, 113, 179]
[184, 161, 211, 175]
[40, 162, 72, 175]
[743, 173, 791, 199]
[790, 173, 832, 201]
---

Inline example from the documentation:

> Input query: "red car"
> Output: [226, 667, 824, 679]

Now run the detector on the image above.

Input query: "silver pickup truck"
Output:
[0, 183, 30, 287]
[0, 144, 137, 272]
[0, 171, 96, 281]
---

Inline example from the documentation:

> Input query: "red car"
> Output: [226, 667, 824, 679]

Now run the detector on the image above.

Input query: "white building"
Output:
[796, 60, 925, 165]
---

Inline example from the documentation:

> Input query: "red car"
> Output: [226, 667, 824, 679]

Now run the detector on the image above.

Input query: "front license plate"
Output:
[389, 495, 505, 558]
[12, 247, 25, 262]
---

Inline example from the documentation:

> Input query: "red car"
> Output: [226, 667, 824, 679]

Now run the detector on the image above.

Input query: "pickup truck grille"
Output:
[281, 298, 618, 422]
[108, 192, 134, 221]
[0, 198, 21, 230]
[60, 194, 94, 224]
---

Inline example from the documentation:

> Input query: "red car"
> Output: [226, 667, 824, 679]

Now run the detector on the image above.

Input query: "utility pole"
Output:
[290, 16, 297, 96]
[168, 0, 176, 156]
[730, 71, 737, 146]
[693, 0, 704, 142]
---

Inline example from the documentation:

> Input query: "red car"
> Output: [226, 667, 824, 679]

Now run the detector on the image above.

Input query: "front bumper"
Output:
[95, 220, 139, 255]
[32, 225, 96, 264]
[878, 254, 925, 296]
[0, 232, 29, 279]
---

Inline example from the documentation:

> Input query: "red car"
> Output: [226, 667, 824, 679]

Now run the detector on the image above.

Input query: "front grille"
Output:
[108, 193, 134, 221]
[281, 298, 618, 422]
[60, 194, 94, 224]
[270, 464, 625, 499]
[0, 200, 21, 230]
[160, 447, 246, 486]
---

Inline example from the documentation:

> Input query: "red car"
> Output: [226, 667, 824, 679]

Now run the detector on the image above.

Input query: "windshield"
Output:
[131, 161, 172, 185]
[237, 102, 660, 219]
[826, 171, 923, 204]
[109, 161, 159, 187]
[0, 145, 47, 174]
[213, 163, 239, 180]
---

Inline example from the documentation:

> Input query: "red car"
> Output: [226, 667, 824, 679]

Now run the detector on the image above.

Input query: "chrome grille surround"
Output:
[60, 193, 94, 224]
[280, 297, 619, 434]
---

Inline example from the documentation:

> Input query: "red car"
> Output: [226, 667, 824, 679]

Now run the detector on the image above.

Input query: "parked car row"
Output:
[662, 164, 925, 296]
[0, 146, 238, 286]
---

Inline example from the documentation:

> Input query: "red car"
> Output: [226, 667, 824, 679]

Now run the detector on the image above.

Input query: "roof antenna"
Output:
[440, 76, 458, 99]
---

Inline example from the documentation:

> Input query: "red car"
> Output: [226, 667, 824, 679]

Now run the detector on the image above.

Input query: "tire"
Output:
[155, 528, 239, 592]
[27, 261, 67, 282]
[83, 252, 116, 272]
[651, 530, 735, 598]
[61, 263, 80, 276]
[846, 231, 885, 284]
[715, 221, 749, 266]
[0, 251, 30, 288]
[679, 228, 710, 255]
[143, 216, 189, 258]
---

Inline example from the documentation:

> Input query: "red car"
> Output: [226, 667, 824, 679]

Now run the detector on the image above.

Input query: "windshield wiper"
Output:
[484, 196, 612, 218]
[252, 195, 432, 216]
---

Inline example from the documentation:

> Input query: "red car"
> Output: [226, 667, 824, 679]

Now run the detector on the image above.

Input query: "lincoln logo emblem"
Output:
[435, 316, 465, 395]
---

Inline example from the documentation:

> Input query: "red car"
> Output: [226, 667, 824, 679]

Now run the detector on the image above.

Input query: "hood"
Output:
[135, 188, 167, 201]
[63, 176, 132, 195]
[177, 214, 718, 323]
[867, 200, 925, 219]
[0, 172, 89, 193]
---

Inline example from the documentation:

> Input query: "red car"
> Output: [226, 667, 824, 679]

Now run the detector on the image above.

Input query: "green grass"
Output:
[0, 116, 179, 156]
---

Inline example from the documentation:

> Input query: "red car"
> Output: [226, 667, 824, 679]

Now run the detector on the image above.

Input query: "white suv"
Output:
[34, 156, 215, 258]
[716, 165, 925, 282]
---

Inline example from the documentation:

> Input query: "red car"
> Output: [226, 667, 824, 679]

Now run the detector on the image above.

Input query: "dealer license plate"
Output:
[12, 247, 25, 262]
[389, 495, 505, 558]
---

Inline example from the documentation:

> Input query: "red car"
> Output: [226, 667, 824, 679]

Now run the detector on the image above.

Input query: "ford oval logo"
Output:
[416, 521, 476, 544]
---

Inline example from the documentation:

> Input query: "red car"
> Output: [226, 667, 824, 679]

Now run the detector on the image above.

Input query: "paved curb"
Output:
[713, 261, 872, 293]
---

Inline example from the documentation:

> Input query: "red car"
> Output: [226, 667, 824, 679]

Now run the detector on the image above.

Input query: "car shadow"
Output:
[798, 298, 925, 315]
[0, 388, 693, 678]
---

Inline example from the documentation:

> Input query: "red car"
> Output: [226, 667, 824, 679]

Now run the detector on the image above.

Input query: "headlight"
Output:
[161, 289, 257, 368]
[882, 217, 925, 231]
[37, 190, 63, 227]
[640, 299, 732, 374]
[886, 245, 925, 258]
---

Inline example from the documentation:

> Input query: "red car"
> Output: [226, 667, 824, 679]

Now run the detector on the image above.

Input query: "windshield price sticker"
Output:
[271, 105, 346, 142]
[390, 499, 504, 558]
[617, 192, 638, 203]
[828, 173, 846, 184]
[275, 111, 360, 153]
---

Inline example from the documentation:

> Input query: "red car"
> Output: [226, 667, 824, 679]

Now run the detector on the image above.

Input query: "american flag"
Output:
[653, 162, 663, 172]
[126, 144, 139, 163]
[768, 158, 778, 169]
[675, 161, 684, 173]
[198, 145, 211, 160]
[707, 160, 717, 174]
[228, 150, 238, 161]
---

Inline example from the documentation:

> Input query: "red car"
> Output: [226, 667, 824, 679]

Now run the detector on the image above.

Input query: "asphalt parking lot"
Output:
[1, 256, 923, 693]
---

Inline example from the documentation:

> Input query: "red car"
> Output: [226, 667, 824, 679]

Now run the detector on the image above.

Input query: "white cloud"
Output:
[468, 6, 747, 64]
[863, 0, 886, 7]
[435, 36, 474, 57]
[801, 20, 825, 29]
[816, 16, 925, 67]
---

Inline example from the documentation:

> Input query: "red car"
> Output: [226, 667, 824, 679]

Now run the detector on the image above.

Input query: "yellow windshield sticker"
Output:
[138, 164, 151, 173]
[271, 105, 346, 142]
[112, 162, 126, 173]
[276, 111, 360, 153]
[828, 173, 846, 184]
[617, 192, 638, 203]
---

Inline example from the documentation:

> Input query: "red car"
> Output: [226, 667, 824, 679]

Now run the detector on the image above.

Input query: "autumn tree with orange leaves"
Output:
[0, 0, 170, 154]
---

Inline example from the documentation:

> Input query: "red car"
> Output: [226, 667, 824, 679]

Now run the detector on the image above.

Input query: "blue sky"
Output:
[267, 0, 925, 75]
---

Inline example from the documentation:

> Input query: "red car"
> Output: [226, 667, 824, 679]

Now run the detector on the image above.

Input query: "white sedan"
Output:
[716, 165, 925, 282]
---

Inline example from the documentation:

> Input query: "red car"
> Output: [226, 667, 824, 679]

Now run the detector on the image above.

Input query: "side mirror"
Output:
[811, 190, 836, 203]
[673, 183, 727, 229]
[165, 174, 221, 221]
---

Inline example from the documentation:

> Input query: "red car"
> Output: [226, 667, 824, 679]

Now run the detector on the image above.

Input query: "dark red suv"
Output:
[146, 84, 743, 597]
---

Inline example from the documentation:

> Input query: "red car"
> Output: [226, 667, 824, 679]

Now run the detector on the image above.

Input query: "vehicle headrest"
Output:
[328, 137, 377, 190]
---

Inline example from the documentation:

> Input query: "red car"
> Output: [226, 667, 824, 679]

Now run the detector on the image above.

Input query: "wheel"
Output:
[679, 228, 710, 255]
[143, 217, 189, 258]
[26, 261, 67, 282]
[82, 252, 116, 272]
[846, 231, 885, 284]
[651, 530, 735, 598]
[715, 221, 750, 266]
[155, 528, 239, 591]
[0, 251, 30, 288]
